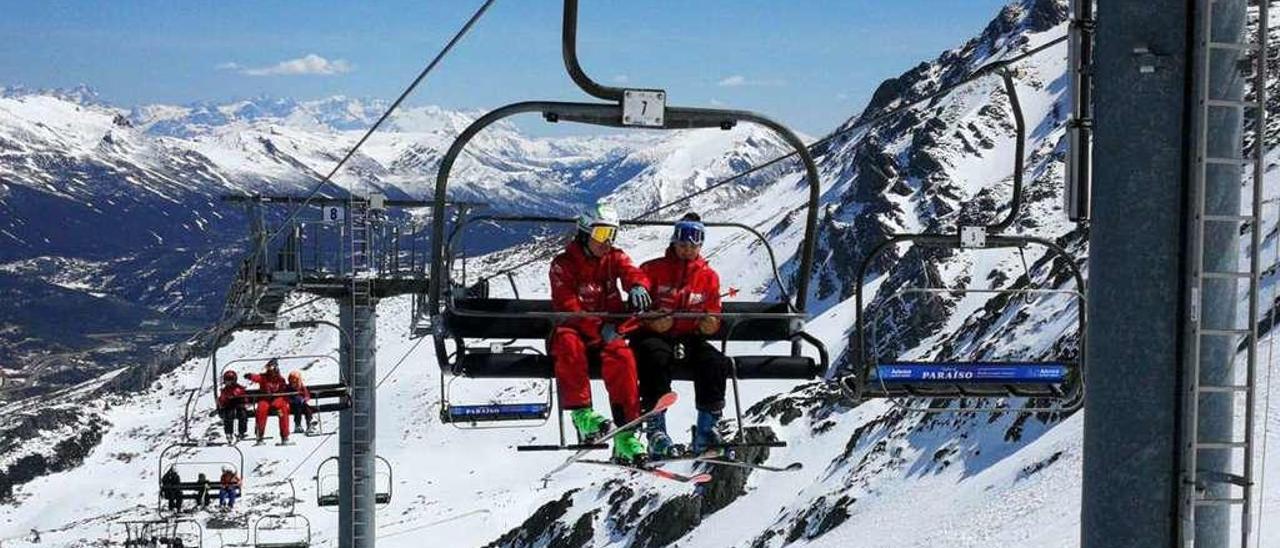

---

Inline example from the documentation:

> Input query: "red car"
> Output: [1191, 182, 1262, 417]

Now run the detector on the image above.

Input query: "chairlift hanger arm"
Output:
[562, 0, 624, 102]
[988, 70, 1026, 233]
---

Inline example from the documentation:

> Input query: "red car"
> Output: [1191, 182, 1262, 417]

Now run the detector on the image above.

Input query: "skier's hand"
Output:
[697, 314, 721, 335]
[601, 323, 619, 343]
[645, 314, 674, 333]
[628, 286, 652, 311]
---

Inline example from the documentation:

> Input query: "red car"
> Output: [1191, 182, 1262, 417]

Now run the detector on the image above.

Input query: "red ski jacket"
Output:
[216, 383, 246, 409]
[245, 371, 288, 394]
[220, 471, 241, 488]
[641, 247, 723, 336]
[550, 241, 648, 339]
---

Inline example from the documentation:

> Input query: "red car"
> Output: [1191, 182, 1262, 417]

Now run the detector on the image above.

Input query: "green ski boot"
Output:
[571, 408, 611, 442]
[612, 430, 647, 464]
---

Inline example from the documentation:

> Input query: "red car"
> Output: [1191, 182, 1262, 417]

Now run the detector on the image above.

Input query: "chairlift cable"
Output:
[280, 335, 427, 481]
[375, 509, 492, 539]
[1256, 204, 1280, 539]
[252, 0, 497, 256]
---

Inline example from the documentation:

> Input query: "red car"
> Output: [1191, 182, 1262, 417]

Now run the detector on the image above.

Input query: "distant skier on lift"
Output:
[632, 213, 731, 456]
[286, 370, 316, 434]
[245, 358, 291, 445]
[550, 201, 652, 462]
[216, 370, 249, 443]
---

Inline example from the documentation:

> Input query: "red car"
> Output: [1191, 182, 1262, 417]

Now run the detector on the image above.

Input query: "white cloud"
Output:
[232, 54, 354, 77]
[717, 74, 785, 87]
[718, 75, 747, 87]
[612, 74, 630, 84]
[709, 98, 726, 106]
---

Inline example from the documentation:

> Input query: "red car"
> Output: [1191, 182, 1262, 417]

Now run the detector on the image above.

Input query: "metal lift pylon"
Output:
[1178, 0, 1269, 546]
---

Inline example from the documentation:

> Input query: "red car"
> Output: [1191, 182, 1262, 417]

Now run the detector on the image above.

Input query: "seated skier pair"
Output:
[216, 358, 317, 445]
[551, 201, 731, 464]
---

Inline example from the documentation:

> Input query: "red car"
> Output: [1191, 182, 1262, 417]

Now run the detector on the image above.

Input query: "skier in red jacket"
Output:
[632, 213, 732, 456]
[245, 358, 291, 444]
[216, 370, 249, 443]
[549, 202, 651, 462]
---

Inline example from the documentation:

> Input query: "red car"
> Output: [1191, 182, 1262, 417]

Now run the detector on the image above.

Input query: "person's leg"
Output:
[254, 401, 269, 439]
[686, 339, 729, 413]
[274, 397, 291, 441]
[687, 338, 731, 454]
[599, 339, 641, 425]
[218, 408, 234, 439]
[550, 328, 591, 410]
[302, 398, 315, 428]
[290, 396, 304, 430]
[630, 334, 674, 414]
[234, 407, 248, 438]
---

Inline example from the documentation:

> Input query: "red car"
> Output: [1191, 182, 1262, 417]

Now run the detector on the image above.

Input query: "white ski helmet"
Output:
[577, 201, 621, 244]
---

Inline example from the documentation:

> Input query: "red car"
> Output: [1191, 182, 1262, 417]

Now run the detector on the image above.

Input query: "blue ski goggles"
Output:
[671, 220, 705, 246]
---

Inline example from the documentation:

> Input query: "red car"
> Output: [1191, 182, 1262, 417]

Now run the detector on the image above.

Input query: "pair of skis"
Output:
[534, 392, 801, 484]
[534, 392, 682, 481]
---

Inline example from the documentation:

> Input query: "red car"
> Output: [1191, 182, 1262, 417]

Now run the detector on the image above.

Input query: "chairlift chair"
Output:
[252, 514, 311, 548]
[157, 442, 246, 514]
[840, 234, 1086, 413]
[219, 354, 345, 436]
[314, 455, 393, 508]
[115, 518, 203, 548]
[420, 0, 831, 441]
[206, 321, 354, 430]
[833, 69, 1088, 413]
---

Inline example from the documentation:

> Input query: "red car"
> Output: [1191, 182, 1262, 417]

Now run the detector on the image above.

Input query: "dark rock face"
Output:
[0, 408, 107, 501]
[484, 489, 582, 548]
[485, 426, 784, 548]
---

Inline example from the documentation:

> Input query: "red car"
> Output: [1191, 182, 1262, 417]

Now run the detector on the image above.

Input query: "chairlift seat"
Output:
[254, 542, 309, 548]
[445, 299, 798, 341]
[316, 492, 391, 506]
[864, 361, 1075, 398]
[456, 351, 818, 380]
[240, 384, 350, 413]
[242, 383, 348, 400]
[166, 483, 227, 499]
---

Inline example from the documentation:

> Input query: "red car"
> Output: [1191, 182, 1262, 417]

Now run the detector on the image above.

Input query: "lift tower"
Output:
[1085, 0, 1268, 546]
[221, 194, 444, 548]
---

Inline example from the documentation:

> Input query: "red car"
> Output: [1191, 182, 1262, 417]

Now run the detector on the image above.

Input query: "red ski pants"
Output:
[551, 327, 640, 423]
[254, 396, 291, 439]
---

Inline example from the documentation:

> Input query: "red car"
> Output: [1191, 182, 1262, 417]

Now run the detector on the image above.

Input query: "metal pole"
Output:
[1082, 0, 1192, 546]
[339, 297, 377, 548]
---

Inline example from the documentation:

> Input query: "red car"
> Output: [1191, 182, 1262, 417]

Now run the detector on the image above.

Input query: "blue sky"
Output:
[0, 1, 1010, 135]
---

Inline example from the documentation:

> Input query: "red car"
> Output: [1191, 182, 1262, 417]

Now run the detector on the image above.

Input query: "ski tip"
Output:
[785, 462, 803, 471]
[655, 391, 678, 409]
[690, 473, 713, 484]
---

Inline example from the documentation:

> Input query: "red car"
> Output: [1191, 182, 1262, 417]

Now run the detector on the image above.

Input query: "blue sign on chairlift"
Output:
[447, 403, 550, 419]
[874, 362, 1069, 383]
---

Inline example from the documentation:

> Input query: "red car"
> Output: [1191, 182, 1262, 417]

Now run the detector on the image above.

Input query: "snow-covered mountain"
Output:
[0, 82, 794, 403]
[1, 0, 1278, 547]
